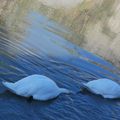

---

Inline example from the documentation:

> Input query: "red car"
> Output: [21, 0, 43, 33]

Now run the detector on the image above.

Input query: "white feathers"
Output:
[2, 75, 70, 101]
[3, 75, 120, 100]
[83, 78, 120, 99]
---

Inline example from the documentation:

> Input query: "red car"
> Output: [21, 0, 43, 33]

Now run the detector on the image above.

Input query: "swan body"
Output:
[2, 75, 71, 101]
[82, 78, 120, 99]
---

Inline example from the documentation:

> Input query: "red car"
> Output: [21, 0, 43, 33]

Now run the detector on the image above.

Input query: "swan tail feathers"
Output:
[2, 81, 15, 92]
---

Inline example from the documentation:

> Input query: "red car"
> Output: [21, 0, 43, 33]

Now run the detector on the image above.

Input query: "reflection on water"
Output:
[0, 8, 120, 120]
[1, 0, 120, 68]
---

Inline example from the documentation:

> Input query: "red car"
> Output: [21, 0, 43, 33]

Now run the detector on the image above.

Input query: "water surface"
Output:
[0, 11, 120, 120]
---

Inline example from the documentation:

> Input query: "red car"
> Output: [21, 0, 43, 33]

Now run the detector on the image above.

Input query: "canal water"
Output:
[0, 11, 120, 120]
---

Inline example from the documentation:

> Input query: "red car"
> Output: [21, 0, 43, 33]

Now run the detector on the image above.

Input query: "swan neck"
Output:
[60, 88, 70, 94]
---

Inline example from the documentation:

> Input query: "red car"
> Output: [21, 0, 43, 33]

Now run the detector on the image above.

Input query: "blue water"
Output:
[0, 12, 120, 120]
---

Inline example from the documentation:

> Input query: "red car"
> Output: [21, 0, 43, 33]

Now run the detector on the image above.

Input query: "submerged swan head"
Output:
[59, 88, 73, 94]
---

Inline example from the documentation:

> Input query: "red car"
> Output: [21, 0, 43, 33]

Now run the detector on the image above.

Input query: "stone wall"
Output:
[0, 0, 120, 68]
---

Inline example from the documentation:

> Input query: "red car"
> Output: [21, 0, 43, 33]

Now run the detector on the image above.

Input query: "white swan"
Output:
[82, 78, 120, 99]
[2, 75, 72, 101]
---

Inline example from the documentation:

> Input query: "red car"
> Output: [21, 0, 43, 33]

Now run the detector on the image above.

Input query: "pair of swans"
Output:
[2, 75, 120, 101]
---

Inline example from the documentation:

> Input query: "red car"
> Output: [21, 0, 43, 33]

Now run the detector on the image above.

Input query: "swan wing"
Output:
[84, 79, 120, 98]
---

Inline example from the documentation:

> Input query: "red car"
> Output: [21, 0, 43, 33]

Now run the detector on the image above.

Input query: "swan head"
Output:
[59, 88, 74, 94]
